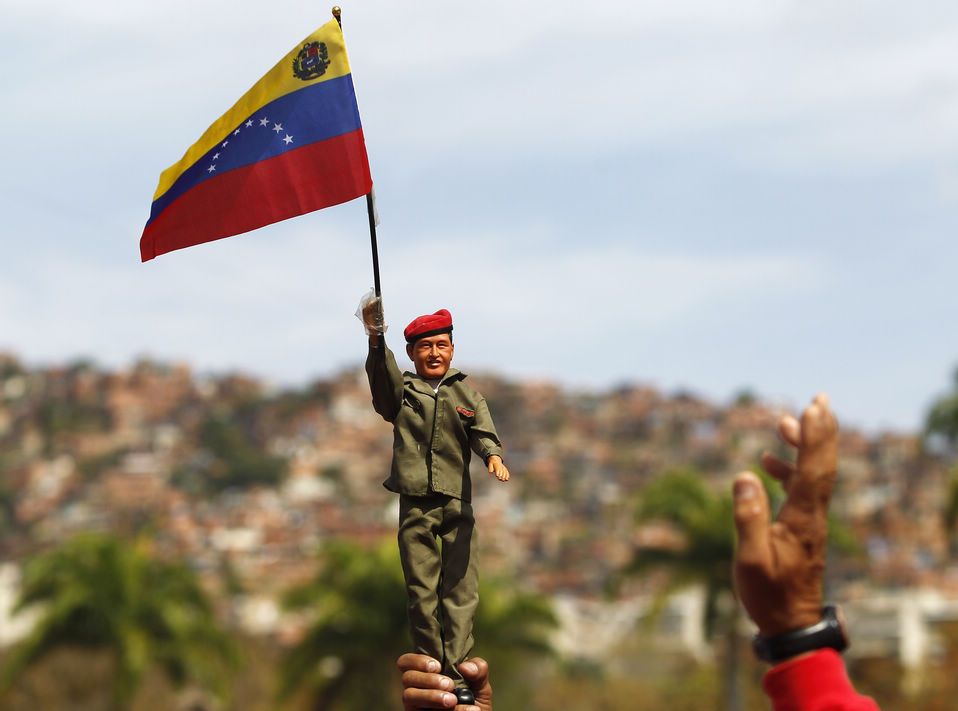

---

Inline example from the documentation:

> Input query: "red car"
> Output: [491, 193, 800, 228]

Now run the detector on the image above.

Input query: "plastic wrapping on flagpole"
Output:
[356, 288, 386, 335]
[370, 185, 381, 227]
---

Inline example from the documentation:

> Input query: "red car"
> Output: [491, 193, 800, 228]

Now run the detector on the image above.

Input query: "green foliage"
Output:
[0, 483, 14, 537]
[941, 465, 958, 554]
[279, 538, 557, 711]
[0, 356, 24, 380]
[278, 539, 409, 711]
[2, 533, 236, 708]
[474, 579, 556, 657]
[925, 367, 958, 451]
[320, 463, 344, 485]
[269, 384, 333, 422]
[195, 416, 285, 492]
[473, 578, 558, 709]
[75, 449, 125, 481]
[37, 401, 110, 437]
[627, 468, 744, 711]
[630, 468, 735, 637]
[921, 369, 958, 553]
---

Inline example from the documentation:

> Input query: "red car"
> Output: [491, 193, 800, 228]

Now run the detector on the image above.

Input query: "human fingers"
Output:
[778, 414, 801, 448]
[733, 471, 785, 635]
[732, 471, 773, 574]
[800, 393, 837, 453]
[496, 464, 510, 482]
[760, 452, 795, 486]
[460, 657, 489, 685]
[401, 669, 454, 692]
[783, 394, 838, 521]
[362, 301, 378, 319]
[460, 658, 492, 711]
[398, 655, 458, 711]
[397, 653, 441, 674]
[402, 687, 458, 710]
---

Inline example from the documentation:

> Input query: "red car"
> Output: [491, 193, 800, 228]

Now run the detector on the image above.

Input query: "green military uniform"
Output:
[366, 341, 503, 685]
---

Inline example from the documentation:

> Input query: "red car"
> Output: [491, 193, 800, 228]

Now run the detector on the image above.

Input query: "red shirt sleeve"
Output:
[763, 649, 880, 711]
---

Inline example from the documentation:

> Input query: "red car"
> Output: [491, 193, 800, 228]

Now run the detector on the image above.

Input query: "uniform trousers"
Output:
[398, 492, 478, 686]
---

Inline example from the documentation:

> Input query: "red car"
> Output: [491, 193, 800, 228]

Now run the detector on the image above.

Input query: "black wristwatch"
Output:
[752, 605, 849, 664]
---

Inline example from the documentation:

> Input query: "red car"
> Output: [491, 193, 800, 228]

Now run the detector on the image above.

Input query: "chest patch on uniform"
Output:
[456, 406, 475, 417]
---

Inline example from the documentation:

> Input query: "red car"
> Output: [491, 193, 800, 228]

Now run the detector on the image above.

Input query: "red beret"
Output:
[404, 309, 453, 343]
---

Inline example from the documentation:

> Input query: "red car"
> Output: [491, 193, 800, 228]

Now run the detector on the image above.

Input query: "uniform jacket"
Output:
[365, 342, 504, 502]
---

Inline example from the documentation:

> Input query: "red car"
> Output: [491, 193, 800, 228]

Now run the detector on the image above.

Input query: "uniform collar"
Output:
[404, 368, 465, 395]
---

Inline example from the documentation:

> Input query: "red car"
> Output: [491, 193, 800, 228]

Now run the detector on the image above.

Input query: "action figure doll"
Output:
[359, 294, 509, 706]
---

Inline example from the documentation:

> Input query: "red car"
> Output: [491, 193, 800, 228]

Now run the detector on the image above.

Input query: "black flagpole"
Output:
[333, 6, 382, 299]
[366, 193, 382, 298]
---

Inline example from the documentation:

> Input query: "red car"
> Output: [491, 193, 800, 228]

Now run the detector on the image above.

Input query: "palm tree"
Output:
[471, 576, 557, 710]
[924, 370, 958, 554]
[925, 367, 958, 453]
[278, 539, 409, 711]
[1, 533, 236, 711]
[938, 465, 958, 560]
[280, 538, 557, 711]
[625, 468, 743, 711]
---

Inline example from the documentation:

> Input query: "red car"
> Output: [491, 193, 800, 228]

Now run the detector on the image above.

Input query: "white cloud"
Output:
[1, 0, 956, 432]
[7, 0, 957, 175]
[0, 215, 821, 378]
[363, 224, 828, 389]
[349, 2, 958, 173]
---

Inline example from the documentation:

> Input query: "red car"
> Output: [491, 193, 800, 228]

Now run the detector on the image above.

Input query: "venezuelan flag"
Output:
[140, 18, 372, 262]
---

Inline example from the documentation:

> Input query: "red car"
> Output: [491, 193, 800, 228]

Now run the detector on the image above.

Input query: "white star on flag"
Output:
[283, 134, 294, 145]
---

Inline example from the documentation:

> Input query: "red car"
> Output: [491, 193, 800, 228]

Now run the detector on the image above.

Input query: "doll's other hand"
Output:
[487, 455, 510, 482]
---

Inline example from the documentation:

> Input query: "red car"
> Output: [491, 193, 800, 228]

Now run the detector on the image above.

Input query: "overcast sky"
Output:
[2, 0, 956, 433]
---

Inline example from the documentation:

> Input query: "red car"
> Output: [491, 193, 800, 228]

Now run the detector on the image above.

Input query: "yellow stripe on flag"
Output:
[153, 18, 352, 200]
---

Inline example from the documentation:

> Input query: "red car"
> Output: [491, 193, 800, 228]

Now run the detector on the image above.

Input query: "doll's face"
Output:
[406, 334, 454, 379]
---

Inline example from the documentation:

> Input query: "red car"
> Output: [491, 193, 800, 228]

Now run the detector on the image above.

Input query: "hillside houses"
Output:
[1, 351, 956, 666]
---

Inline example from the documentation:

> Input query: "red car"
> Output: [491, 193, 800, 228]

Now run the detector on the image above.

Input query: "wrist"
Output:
[752, 605, 849, 664]
[757, 609, 826, 639]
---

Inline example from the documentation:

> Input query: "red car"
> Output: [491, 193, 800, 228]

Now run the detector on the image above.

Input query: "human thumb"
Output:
[732, 471, 772, 570]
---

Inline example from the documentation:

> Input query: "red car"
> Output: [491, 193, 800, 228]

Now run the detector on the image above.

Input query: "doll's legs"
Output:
[398, 494, 477, 687]
[438, 497, 478, 682]
[398, 495, 445, 668]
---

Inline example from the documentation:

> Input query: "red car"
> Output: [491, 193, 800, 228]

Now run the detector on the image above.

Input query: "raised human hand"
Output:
[732, 393, 838, 636]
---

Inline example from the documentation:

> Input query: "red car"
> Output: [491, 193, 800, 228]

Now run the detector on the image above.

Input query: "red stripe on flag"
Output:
[140, 128, 372, 261]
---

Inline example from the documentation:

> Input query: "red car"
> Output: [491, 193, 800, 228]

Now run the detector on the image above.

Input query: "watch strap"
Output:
[752, 605, 849, 663]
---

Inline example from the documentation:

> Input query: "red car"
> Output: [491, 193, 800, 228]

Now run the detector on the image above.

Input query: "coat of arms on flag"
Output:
[293, 41, 331, 81]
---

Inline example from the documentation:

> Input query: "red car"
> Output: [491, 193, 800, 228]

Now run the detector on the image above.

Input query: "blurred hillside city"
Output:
[1, 351, 958, 710]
